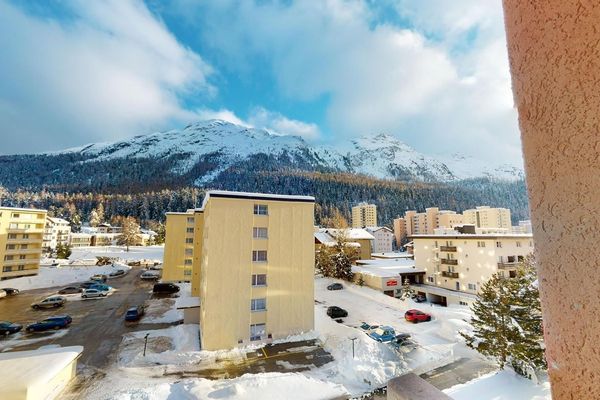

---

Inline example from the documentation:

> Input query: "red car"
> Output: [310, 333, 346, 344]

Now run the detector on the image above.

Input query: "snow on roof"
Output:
[365, 226, 393, 234]
[176, 296, 201, 309]
[371, 252, 413, 259]
[322, 228, 375, 240]
[47, 217, 70, 224]
[352, 260, 425, 278]
[199, 190, 315, 211]
[356, 258, 416, 268]
[0, 346, 83, 393]
[0, 206, 47, 213]
[314, 231, 334, 244]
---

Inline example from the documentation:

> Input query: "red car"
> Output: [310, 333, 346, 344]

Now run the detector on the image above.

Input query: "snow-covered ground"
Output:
[7, 246, 163, 291]
[77, 275, 549, 399]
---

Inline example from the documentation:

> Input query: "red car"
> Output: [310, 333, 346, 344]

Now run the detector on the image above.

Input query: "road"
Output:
[0, 267, 171, 369]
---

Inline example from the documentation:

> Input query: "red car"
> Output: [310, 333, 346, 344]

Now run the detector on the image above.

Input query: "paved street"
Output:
[420, 356, 497, 390]
[0, 267, 171, 369]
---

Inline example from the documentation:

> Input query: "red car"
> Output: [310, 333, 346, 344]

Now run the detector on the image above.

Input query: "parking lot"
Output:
[0, 266, 175, 369]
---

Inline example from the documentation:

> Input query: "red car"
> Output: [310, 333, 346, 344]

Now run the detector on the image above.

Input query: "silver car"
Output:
[31, 296, 66, 309]
[81, 289, 108, 299]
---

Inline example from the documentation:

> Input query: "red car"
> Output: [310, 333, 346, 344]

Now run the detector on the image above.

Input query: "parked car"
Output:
[89, 283, 112, 292]
[326, 306, 348, 319]
[80, 281, 100, 289]
[389, 333, 413, 350]
[58, 286, 83, 295]
[404, 309, 432, 323]
[0, 290, 6, 299]
[149, 264, 163, 271]
[360, 322, 380, 332]
[26, 315, 72, 332]
[0, 321, 22, 335]
[153, 283, 180, 294]
[81, 288, 108, 299]
[0, 288, 19, 296]
[90, 274, 108, 283]
[140, 271, 160, 280]
[125, 305, 145, 322]
[109, 269, 127, 278]
[412, 294, 427, 303]
[327, 283, 344, 291]
[368, 326, 397, 342]
[31, 296, 66, 309]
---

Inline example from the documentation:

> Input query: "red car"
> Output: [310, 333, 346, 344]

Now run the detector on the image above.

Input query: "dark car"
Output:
[125, 306, 145, 322]
[0, 288, 19, 296]
[404, 309, 432, 323]
[80, 281, 100, 289]
[0, 321, 22, 335]
[327, 283, 344, 291]
[153, 283, 180, 294]
[26, 315, 72, 332]
[412, 294, 427, 303]
[58, 286, 83, 295]
[109, 269, 126, 278]
[327, 306, 348, 319]
[389, 333, 413, 350]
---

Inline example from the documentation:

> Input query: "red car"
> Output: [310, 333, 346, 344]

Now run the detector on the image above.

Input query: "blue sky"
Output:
[0, 0, 522, 165]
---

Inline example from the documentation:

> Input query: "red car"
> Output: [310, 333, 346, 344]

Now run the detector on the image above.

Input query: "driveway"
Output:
[0, 267, 173, 369]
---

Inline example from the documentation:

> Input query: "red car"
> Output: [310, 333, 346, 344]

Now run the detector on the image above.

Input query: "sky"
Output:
[0, 0, 523, 165]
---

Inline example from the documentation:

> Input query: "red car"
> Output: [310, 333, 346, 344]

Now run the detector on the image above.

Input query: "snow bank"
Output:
[444, 369, 551, 400]
[110, 373, 348, 400]
[70, 246, 164, 263]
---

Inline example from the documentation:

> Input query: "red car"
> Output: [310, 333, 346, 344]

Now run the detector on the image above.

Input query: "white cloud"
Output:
[247, 108, 320, 140]
[0, 0, 213, 154]
[195, 108, 250, 127]
[181, 0, 522, 165]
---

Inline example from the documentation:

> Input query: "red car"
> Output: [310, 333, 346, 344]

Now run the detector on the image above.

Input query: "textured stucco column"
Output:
[503, 1, 600, 398]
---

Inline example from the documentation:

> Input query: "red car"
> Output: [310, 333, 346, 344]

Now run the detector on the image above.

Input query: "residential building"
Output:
[0, 207, 47, 280]
[393, 208, 463, 245]
[462, 206, 511, 229]
[353, 258, 425, 298]
[351, 203, 377, 228]
[393, 217, 408, 248]
[69, 233, 92, 248]
[97, 223, 123, 234]
[411, 226, 534, 306]
[162, 212, 195, 282]
[163, 191, 315, 350]
[43, 217, 71, 251]
[365, 226, 394, 253]
[315, 228, 375, 260]
[513, 220, 533, 234]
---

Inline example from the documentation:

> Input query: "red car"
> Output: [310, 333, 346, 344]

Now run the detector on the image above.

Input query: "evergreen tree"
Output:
[398, 277, 416, 301]
[89, 209, 100, 227]
[56, 243, 72, 259]
[96, 203, 105, 224]
[315, 211, 358, 281]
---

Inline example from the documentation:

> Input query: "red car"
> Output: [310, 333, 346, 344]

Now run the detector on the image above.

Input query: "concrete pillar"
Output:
[502, 1, 600, 398]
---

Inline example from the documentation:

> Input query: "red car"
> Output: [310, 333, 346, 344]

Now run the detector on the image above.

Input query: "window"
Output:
[253, 204, 268, 215]
[22, 234, 29, 239]
[4, 255, 13, 261]
[446, 240, 453, 246]
[477, 241, 486, 248]
[11, 213, 19, 218]
[455, 282, 460, 290]
[185, 249, 193, 256]
[184, 269, 192, 276]
[252, 274, 267, 286]
[252, 250, 267, 262]
[186, 227, 194, 233]
[21, 244, 28, 250]
[184, 259, 193, 265]
[17, 265, 24, 271]
[3, 266, 12, 272]
[185, 238, 193, 244]
[6, 244, 15, 250]
[427, 276, 434, 283]
[459, 301, 468, 306]
[496, 241, 502, 248]
[251, 298, 267, 312]
[7, 234, 16, 240]
[250, 323, 266, 341]
[468, 283, 477, 291]
[19, 255, 26, 260]
[9, 223, 17, 229]
[187, 217, 194, 223]
[253, 227, 268, 239]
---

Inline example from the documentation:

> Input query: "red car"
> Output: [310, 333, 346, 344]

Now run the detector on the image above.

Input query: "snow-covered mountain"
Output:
[57, 120, 523, 183]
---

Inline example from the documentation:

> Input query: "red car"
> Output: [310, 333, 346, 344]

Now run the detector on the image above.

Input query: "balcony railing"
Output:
[441, 271, 459, 279]
[440, 245, 457, 252]
[441, 258, 458, 265]
[497, 262, 520, 270]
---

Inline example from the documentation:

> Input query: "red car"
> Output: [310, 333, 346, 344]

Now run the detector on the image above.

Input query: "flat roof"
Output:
[410, 233, 533, 239]
[176, 296, 201, 309]
[371, 252, 413, 259]
[352, 263, 425, 278]
[412, 284, 477, 300]
[198, 190, 315, 211]
[0, 207, 47, 213]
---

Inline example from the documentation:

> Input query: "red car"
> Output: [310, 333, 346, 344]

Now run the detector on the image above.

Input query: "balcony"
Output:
[4, 248, 42, 256]
[497, 262, 520, 270]
[440, 245, 457, 252]
[441, 271, 459, 279]
[440, 258, 458, 265]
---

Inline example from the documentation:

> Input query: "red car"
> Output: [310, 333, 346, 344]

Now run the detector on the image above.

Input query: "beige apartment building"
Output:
[463, 206, 511, 229]
[352, 203, 377, 228]
[0, 207, 47, 280]
[163, 191, 315, 350]
[394, 208, 463, 246]
[42, 217, 71, 251]
[411, 227, 534, 306]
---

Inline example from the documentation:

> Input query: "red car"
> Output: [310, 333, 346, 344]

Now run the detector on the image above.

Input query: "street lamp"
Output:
[143, 333, 150, 357]
[349, 337, 357, 359]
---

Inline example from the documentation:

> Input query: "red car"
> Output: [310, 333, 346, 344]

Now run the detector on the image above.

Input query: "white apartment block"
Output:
[366, 227, 394, 253]
[43, 217, 71, 250]
[411, 227, 534, 307]
[462, 206, 511, 229]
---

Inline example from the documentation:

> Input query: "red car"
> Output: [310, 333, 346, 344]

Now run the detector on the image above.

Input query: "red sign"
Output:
[386, 280, 398, 287]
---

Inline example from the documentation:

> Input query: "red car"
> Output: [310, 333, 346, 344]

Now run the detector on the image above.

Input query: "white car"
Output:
[81, 289, 108, 299]
[140, 271, 160, 280]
